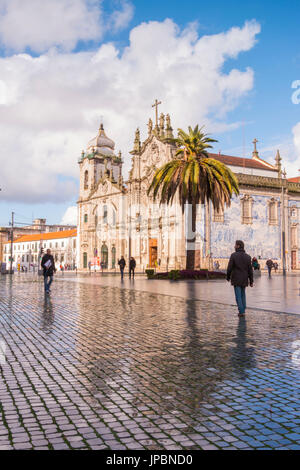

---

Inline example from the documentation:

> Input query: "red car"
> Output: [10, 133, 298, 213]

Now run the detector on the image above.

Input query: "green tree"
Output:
[148, 125, 239, 269]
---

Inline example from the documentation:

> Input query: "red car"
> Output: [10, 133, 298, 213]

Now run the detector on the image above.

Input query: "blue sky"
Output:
[0, 0, 300, 227]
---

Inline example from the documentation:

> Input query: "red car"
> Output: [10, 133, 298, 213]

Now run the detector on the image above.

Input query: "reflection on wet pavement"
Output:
[59, 272, 300, 314]
[0, 275, 300, 450]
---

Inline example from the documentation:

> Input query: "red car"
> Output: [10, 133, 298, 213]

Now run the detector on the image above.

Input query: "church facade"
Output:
[77, 112, 300, 272]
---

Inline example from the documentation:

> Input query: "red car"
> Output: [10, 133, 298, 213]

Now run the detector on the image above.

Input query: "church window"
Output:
[84, 214, 88, 223]
[268, 198, 278, 225]
[103, 205, 108, 224]
[95, 214, 98, 227]
[84, 170, 89, 190]
[291, 225, 298, 247]
[112, 210, 116, 227]
[290, 206, 297, 218]
[241, 195, 253, 224]
[213, 206, 224, 223]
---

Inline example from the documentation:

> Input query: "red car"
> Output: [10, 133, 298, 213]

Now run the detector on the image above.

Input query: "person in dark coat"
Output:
[129, 257, 136, 279]
[41, 249, 56, 294]
[266, 259, 274, 278]
[226, 240, 254, 317]
[118, 256, 126, 280]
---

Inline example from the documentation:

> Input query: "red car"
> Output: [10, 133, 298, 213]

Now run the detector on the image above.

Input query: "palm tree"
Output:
[147, 125, 239, 270]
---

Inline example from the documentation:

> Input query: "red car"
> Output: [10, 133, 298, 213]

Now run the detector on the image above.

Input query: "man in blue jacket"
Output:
[227, 240, 254, 317]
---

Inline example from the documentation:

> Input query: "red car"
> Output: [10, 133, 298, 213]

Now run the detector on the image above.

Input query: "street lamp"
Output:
[9, 212, 14, 274]
[128, 181, 132, 262]
[281, 170, 287, 276]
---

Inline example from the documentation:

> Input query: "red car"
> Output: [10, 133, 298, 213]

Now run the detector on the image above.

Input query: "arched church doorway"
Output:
[83, 252, 88, 269]
[101, 243, 108, 269]
[111, 246, 116, 269]
[149, 239, 158, 267]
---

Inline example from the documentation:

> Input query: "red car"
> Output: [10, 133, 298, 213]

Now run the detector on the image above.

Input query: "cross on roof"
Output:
[99, 115, 104, 130]
[152, 99, 162, 128]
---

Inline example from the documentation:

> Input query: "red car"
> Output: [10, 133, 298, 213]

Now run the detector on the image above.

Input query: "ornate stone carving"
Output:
[236, 173, 300, 193]
[102, 181, 108, 193]
[240, 194, 254, 225]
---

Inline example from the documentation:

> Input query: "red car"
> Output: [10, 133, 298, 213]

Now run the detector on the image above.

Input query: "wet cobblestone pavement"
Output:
[0, 275, 300, 450]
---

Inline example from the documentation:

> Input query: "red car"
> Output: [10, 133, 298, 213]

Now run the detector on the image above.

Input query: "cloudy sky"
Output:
[0, 0, 300, 226]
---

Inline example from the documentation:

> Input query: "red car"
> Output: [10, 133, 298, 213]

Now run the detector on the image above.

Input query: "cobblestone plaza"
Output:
[0, 274, 300, 450]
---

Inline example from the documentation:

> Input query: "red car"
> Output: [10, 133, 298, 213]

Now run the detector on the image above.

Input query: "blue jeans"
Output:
[120, 268, 124, 280]
[234, 286, 246, 314]
[44, 274, 53, 292]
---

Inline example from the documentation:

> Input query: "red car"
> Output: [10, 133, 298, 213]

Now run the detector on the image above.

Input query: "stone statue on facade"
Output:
[148, 118, 153, 136]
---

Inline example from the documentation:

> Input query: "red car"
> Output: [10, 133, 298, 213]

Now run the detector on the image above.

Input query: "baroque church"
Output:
[77, 106, 300, 272]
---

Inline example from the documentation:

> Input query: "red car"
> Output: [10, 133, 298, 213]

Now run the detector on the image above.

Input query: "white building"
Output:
[3, 229, 77, 271]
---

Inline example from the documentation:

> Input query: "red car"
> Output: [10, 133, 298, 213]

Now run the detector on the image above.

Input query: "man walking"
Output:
[227, 240, 253, 317]
[266, 258, 273, 278]
[118, 256, 126, 280]
[41, 249, 56, 294]
[129, 257, 136, 279]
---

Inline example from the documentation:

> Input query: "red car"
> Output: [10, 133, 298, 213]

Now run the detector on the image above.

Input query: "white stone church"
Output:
[77, 110, 300, 272]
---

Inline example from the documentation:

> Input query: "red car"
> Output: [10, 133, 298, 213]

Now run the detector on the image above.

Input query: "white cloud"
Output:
[0, 0, 103, 53]
[61, 206, 78, 225]
[290, 123, 300, 176]
[110, 0, 134, 32]
[246, 131, 300, 179]
[0, 18, 261, 203]
[0, 0, 134, 53]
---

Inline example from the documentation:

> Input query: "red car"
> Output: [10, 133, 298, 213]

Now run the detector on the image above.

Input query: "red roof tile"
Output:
[208, 153, 276, 171]
[288, 177, 300, 183]
[6, 229, 77, 244]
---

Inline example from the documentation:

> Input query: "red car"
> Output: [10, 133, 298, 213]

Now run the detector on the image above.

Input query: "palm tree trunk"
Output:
[186, 201, 196, 270]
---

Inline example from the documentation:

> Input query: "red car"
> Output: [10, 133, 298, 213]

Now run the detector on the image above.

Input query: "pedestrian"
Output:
[226, 240, 254, 317]
[266, 258, 273, 277]
[273, 262, 278, 273]
[41, 249, 56, 294]
[252, 257, 260, 270]
[214, 260, 220, 271]
[129, 257, 136, 279]
[118, 256, 126, 280]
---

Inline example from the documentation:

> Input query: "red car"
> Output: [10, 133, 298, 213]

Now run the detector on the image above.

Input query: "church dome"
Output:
[87, 123, 115, 156]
